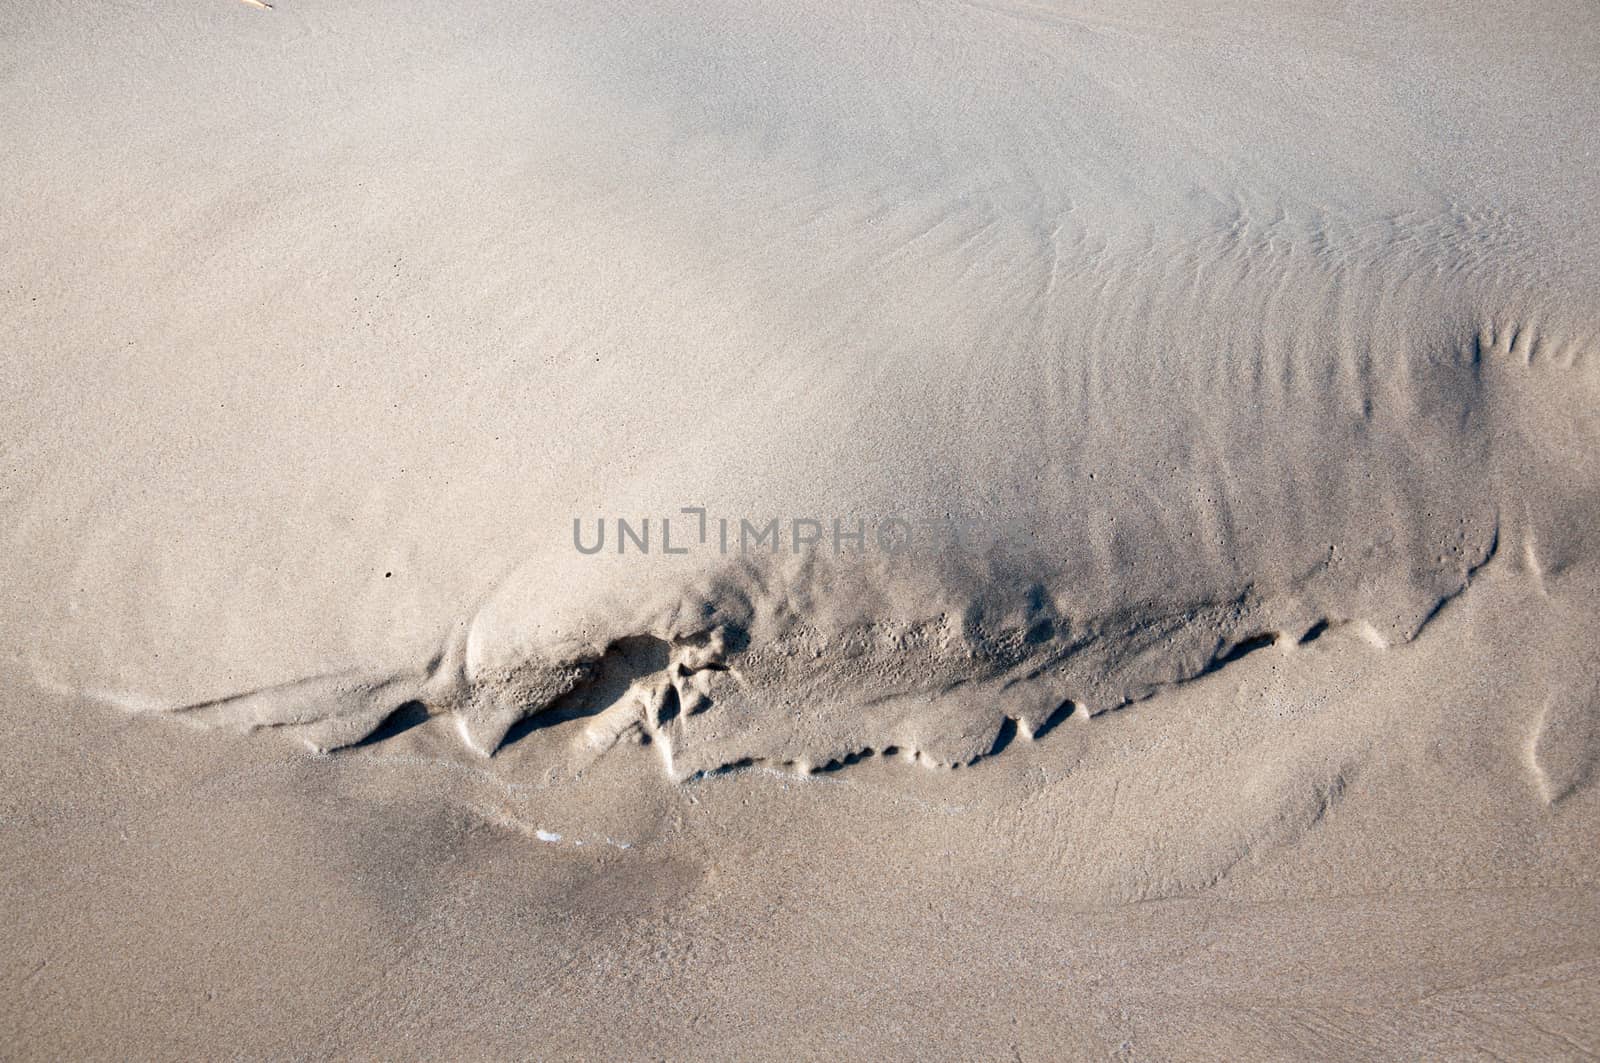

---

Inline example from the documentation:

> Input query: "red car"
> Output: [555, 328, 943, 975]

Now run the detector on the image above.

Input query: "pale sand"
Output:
[2, 0, 1598, 1058]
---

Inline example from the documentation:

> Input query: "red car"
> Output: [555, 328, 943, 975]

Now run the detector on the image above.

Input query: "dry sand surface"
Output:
[3, 0, 1599, 1058]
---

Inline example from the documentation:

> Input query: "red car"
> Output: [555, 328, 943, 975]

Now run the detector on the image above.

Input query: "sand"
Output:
[3, 0, 1598, 1058]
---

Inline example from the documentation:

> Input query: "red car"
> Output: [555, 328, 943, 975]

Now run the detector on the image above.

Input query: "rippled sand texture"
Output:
[3, 0, 1598, 1058]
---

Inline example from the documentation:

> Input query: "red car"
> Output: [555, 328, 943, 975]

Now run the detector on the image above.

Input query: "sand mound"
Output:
[5, 0, 1597, 788]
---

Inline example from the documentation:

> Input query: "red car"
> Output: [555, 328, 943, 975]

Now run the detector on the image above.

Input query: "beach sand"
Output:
[3, 1, 1598, 1057]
